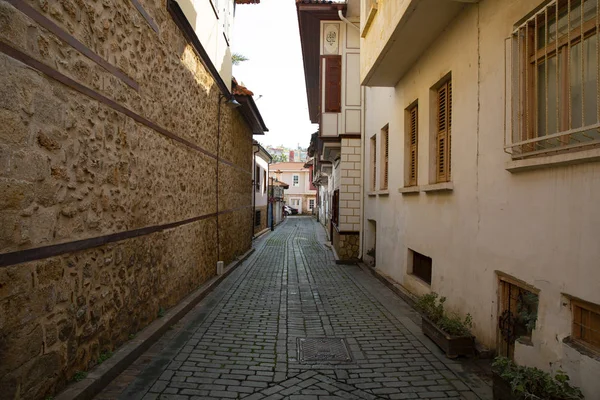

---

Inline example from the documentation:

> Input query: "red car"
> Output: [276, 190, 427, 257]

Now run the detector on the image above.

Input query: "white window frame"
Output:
[292, 174, 300, 187]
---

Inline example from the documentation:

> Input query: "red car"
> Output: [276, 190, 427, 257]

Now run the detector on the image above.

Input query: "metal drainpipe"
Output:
[252, 146, 260, 239]
[358, 86, 366, 260]
[217, 95, 222, 262]
[269, 160, 274, 231]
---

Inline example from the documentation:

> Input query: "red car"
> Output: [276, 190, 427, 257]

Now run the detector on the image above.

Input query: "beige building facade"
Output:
[297, 0, 363, 259]
[361, 0, 600, 396]
[253, 142, 271, 235]
[270, 162, 316, 215]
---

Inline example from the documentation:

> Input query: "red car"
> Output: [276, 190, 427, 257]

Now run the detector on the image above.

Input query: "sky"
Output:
[232, 0, 318, 149]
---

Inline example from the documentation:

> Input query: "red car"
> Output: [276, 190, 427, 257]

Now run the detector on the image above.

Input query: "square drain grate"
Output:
[297, 338, 352, 363]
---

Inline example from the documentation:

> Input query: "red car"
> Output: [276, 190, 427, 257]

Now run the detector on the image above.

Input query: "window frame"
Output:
[435, 80, 452, 183]
[292, 174, 300, 187]
[508, 0, 600, 158]
[255, 165, 261, 192]
[409, 249, 432, 286]
[405, 102, 419, 187]
[571, 297, 600, 355]
[370, 134, 377, 191]
[380, 125, 389, 190]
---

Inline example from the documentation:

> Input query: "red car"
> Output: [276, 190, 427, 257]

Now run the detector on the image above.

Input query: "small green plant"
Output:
[492, 357, 584, 399]
[415, 293, 472, 336]
[72, 371, 87, 382]
[157, 307, 165, 318]
[97, 350, 113, 365]
[128, 333, 136, 340]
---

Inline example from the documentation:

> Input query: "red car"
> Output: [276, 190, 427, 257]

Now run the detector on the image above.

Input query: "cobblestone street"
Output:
[97, 217, 491, 400]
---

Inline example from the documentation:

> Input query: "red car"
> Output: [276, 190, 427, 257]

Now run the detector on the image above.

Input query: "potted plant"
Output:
[492, 357, 584, 400]
[415, 293, 475, 358]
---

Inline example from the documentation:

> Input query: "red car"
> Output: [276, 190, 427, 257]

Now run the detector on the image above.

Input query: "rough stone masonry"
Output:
[0, 0, 254, 398]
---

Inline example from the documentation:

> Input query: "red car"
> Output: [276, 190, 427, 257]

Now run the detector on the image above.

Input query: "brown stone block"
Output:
[0, 109, 31, 146]
[0, 323, 43, 376]
[0, 2, 28, 53]
[0, 264, 32, 301]
[20, 352, 62, 400]
[0, 285, 57, 330]
[0, 178, 35, 210]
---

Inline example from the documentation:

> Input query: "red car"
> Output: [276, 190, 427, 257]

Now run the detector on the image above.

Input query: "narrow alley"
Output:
[96, 217, 490, 400]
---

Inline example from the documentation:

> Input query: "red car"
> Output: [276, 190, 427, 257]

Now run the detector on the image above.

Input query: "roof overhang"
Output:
[253, 141, 272, 161]
[296, 2, 346, 123]
[321, 138, 341, 162]
[362, 0, 469, 87]
[235, 95, 269, 135]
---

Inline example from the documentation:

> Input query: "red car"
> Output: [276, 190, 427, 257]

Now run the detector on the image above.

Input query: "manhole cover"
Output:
[297, 338, 352, 363]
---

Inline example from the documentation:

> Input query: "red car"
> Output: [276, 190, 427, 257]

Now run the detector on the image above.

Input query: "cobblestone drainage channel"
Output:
[297, 338, 352, 363]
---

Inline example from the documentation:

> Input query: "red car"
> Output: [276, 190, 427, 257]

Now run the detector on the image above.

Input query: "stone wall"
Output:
[0, 0, 253, 398]
[332, 228, 359, 260]
[253, 205, 268, 235]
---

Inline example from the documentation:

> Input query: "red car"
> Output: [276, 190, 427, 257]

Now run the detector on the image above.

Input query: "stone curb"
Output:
[356, 261, 418, 307]
[55, 247, 256, 400]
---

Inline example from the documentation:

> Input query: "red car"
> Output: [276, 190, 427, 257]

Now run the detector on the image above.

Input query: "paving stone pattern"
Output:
[104, 217, 487, 400]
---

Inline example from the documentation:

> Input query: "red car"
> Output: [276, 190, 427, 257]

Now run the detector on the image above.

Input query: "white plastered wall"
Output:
[362, 0, 600, 396]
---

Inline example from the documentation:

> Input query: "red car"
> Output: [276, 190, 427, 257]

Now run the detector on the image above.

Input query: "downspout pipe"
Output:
[338, 10, 359, 31]
[217, 95, 222, 261]
[269, 160, 274, 231]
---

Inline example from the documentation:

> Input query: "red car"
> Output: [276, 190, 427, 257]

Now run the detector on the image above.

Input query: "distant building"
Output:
[270, 162, 316, 215]
[253, 141, 272, 236]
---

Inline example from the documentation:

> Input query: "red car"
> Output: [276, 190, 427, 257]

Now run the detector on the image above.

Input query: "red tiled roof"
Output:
[232, 78, 254, 96]
[271, 162, 308, 171]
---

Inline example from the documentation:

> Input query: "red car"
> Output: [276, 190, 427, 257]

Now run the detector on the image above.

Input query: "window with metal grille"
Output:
[380, 125, 389, 190]
[507, 0, 600, 158]
[293, 174, 299, 187]
[497, 275, 539, 358]
[411, 250, 432, 285]
[255, 210, 261, 226]
[406, 104, 418, 187]
[309, 199, 315, 209]
[571, 298, 600, 353]
[370, 135, 377, 191]
[436, 80, 452, 183]
[263, 170, 267, 193]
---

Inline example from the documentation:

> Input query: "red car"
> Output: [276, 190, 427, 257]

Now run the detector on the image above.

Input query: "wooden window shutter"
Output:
[436, 81, 451, 183]
[371, 136, 377, 191]
[382, 127, 389, 190]
[408, 105, 418, 186]
[324, 56, 342, 113]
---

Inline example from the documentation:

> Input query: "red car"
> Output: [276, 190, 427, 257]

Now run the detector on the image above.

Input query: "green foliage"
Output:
[492, 357, 584, 400]
[232, 53, 249, 65]
[128, 333, 136, 340]
[97, 350, 113, 365]
[271, 154, 288, 163]
[158, 307, 165, 318]
[415, 293, 472, 336]
[517, 292, 539, 333]
[72, 371, 87, 382]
